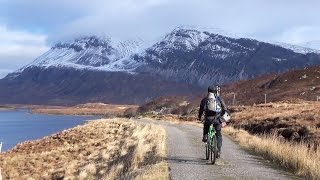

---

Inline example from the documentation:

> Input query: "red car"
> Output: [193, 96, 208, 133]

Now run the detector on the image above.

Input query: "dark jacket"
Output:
[198, 93, 228, 120]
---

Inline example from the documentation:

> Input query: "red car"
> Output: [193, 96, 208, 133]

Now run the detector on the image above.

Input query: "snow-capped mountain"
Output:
[19, 36, 147, 73]
[1, 27, 320, 105]
[14, 28, 320, 83]
[135, 28, 320, 86]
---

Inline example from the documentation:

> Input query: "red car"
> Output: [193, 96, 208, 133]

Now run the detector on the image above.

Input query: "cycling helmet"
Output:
[208, 85, 215, 93]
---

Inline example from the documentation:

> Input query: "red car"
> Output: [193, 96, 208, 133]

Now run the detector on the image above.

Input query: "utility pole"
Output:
[317, 96, 319, 102]
[264, 94, 267, 104]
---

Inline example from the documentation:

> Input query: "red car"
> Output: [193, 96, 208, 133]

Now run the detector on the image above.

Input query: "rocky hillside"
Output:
[222, 65, 320, 105]
[137, 64, 320, 116]
[0, 67, 200, 105]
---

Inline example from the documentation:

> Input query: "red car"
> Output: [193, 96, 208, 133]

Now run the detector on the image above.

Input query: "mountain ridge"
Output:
[2, 27, 320, 105]
[9, 27, 320, 80]
[134, 28, 320, 86]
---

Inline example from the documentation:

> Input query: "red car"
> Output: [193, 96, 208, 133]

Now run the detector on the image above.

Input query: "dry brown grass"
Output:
[230, 102, 320, 145]
[0, 119, 168, 179]
[31, 103, 138, 116]
[224, 126, 320, 180]
[232, 102, 320, 123]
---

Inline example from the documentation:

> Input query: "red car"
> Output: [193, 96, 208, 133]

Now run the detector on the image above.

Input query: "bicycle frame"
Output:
[208, 124, 216, 145]
[206, 123, 218, 164]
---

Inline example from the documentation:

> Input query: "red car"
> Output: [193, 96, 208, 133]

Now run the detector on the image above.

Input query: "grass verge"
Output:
[223, 126, 320, 180]
[0, 119, 169, 179]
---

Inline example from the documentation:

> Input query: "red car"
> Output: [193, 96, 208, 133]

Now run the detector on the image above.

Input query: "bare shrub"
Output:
[123, 108, 137, 118]
[138, 96, 187, 114]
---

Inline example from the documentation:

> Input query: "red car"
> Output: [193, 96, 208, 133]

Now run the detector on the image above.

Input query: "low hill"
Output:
[0, 67, 200, 105]
[222, 65, 320, 105]
[138, 64, 320, 115]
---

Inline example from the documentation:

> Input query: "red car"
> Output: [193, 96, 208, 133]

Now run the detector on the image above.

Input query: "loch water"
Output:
[0, 109, 96, 151]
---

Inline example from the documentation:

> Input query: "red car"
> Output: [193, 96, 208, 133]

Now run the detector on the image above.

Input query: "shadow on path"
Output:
[166, 156, 213, 165]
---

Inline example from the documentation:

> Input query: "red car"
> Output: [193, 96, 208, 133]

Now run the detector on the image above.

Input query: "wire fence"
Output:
[225, 92, 320, 106]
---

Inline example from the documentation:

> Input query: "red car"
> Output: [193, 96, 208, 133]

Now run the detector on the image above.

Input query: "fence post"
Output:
[232, 93, 236, 105]
[264, 94, 267, 104]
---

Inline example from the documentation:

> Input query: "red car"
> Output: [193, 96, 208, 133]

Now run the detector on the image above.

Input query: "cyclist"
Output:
[198, 85, 229, 158]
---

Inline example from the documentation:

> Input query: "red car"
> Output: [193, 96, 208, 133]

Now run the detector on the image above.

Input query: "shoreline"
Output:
[0, 107, 100, 117]
[0, 118, 168, 179]
[2, 117, 99, 153]
[0, 105, 15, 111]
[0, 123, 97, 153]
[0, 111, 98, 152]
[0, 103, 138, 116]
[0, 108, 15, 111]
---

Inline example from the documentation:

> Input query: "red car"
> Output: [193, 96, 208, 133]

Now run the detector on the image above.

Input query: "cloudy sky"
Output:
[0, 0, 319, 78]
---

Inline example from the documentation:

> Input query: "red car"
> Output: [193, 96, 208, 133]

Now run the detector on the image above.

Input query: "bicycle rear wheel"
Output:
[210, 135, 217, 164]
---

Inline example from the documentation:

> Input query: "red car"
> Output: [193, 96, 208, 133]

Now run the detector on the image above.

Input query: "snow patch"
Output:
[189, 60, 196, 68]
[272, 57, 287, 62]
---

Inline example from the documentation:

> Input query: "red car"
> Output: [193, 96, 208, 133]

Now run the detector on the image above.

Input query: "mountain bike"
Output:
[205, 123, 218, 164]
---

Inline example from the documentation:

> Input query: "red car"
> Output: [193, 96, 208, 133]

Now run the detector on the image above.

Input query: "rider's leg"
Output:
[203, 119, 210, 142]
[214, 123, 222, 152]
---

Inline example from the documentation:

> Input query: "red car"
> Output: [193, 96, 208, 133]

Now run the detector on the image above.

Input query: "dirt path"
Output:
[137, 119, 301, 180]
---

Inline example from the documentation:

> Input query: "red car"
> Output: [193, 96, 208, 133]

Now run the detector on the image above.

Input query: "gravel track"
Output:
[136, 119, 301, 180]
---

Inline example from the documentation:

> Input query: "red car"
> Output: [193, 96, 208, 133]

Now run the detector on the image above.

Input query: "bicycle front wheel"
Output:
[206, 140, 210, 160]
[210, 135, 217, 164]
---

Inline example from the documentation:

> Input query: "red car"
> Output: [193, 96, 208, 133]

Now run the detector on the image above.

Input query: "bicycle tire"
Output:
[210, 135, 217, 164]
[205, 139, 210, 160]
[214, 135, 218, 159]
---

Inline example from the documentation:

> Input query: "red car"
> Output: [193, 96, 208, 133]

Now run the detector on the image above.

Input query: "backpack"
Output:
[204, 93, 221, 113]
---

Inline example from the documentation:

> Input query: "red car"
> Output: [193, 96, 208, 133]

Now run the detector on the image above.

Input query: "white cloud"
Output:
[0, 26, 46, 45]
[44, 0, 320, 45]
[2, 0, 320, 44]
[273, 26, 320, 45]
[0, 0, 320, 77]
[0, 69, 13, 79]
[0, 25, 49, 78]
